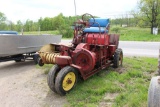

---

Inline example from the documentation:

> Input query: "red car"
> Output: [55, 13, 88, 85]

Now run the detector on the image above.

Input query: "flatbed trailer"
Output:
[0, 34, 61, 63]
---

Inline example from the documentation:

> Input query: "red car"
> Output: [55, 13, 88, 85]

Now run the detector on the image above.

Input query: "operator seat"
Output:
[83, 18, 110, 33]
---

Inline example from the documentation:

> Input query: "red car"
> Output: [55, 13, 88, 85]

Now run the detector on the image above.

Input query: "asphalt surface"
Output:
[119, 41, 160, 58]
[61, 39, 160, 58]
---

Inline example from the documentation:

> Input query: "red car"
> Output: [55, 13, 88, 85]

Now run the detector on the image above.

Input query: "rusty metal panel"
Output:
[0, 35, 62, 57]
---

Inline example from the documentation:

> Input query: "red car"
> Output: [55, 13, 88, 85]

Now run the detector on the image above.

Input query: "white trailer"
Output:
[0, 33, 61, 63]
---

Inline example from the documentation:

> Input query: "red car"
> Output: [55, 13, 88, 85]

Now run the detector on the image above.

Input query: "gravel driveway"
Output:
[0, 61, 67, 107]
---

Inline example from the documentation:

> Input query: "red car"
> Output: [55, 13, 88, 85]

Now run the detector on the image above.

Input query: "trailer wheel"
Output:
[15, 58, 25, 62]
[55, 66, 78, 95]
[47, 64, 61, 93]
[148, 76, 160, 107]
[33, 54, 40, 64]
[15, 59, 22, 62]
[113, 48, 123, 68]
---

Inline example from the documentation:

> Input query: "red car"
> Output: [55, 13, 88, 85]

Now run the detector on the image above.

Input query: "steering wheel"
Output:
[82, 13, 95, 26]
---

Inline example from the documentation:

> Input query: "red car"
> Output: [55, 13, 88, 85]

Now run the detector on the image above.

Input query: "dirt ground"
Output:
[0, 61, 67, 107]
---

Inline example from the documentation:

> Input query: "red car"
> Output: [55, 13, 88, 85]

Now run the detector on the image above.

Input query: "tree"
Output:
[53, 13, 74, 38]
[0, 12, 7, 30]
[16, 20, 23, 32]
[134, 0, 160, 34]
[0, 12, 6, 23]
[38, 17, 43, 31]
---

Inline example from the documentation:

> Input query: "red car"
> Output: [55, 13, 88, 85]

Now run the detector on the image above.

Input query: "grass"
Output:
[110, 27, 160, 41]
[39, 57, 158, 107]
[21, 27, 160, 41]
[21, 30, 59, 35]
[63, 57, 158, 107]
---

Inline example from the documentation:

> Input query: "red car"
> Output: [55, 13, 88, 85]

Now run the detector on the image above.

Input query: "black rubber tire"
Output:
[15, 59, 22, 62]
[33, 54, 40, 64]
[14, 54, 25, 62]
[47, 64, 61, 93]
[15, 58, 25, 62]
[38, 58, 44, 66]
[55, 66, 78, 96]
[113, 48, 123, 68]
[148, 76, 160, 107]
[158, 69, 160, 75]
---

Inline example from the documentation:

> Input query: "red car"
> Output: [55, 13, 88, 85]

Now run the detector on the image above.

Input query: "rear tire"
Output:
[113, 48, 123, 68]
[47, 64, 61, 93]
[148, 76, 160, 107]
[55, 66, 78, 95]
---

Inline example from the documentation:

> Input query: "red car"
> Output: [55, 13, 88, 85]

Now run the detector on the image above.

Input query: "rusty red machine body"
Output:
[38, 13, 123, 95]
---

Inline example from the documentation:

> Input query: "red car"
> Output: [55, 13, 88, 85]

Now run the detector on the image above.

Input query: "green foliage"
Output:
[0, 12, 6, 23]
[0, 12, 77, 38]
[58, 24, 73, 38]
[16, 20, 23, 32]
[112, 0, 160, 34]
[133, 0, 160, 34]
[0, 12, 8, 30]
[111, 27, 121, 33]
[2, 9, 160, 37]
[22, 13, 79, 38]
[54, 14, 73, 38]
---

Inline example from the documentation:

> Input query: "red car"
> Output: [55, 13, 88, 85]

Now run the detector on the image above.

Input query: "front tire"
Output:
[47, 64, 61, 93]
[113, 48, 123, 68]
[55, 66, 78, 95]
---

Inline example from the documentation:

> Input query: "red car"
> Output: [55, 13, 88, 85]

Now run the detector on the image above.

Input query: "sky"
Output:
[0, 0, 139, 23]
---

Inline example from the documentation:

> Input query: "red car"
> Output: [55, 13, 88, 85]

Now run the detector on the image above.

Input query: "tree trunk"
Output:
[151, 20, 154, 34]
[151, 25, 153, 34]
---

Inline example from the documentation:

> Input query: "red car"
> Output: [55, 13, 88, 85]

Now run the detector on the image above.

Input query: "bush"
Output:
[111, 27, 121, 33]
[58, 24, 73, 38]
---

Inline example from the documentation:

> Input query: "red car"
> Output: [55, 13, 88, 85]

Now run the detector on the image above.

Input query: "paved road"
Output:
[61, 40, 160, 58]
[119, 41, 160, 58]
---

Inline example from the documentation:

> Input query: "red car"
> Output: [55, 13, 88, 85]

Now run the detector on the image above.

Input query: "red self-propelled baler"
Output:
[38, 13, 123, 95]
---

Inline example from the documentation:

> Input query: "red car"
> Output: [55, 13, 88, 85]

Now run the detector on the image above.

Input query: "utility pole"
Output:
[74, 0, 77, 16]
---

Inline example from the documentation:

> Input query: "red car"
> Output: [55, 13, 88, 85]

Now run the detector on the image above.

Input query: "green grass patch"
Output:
[110, 27, 160, 41]
[38, 56, 157, 107]
[21, 30, 59, 35]
[64, 57, 157, 107]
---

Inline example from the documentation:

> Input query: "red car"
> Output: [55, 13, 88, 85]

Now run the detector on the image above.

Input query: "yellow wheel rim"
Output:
[62, 72, 76, 91]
